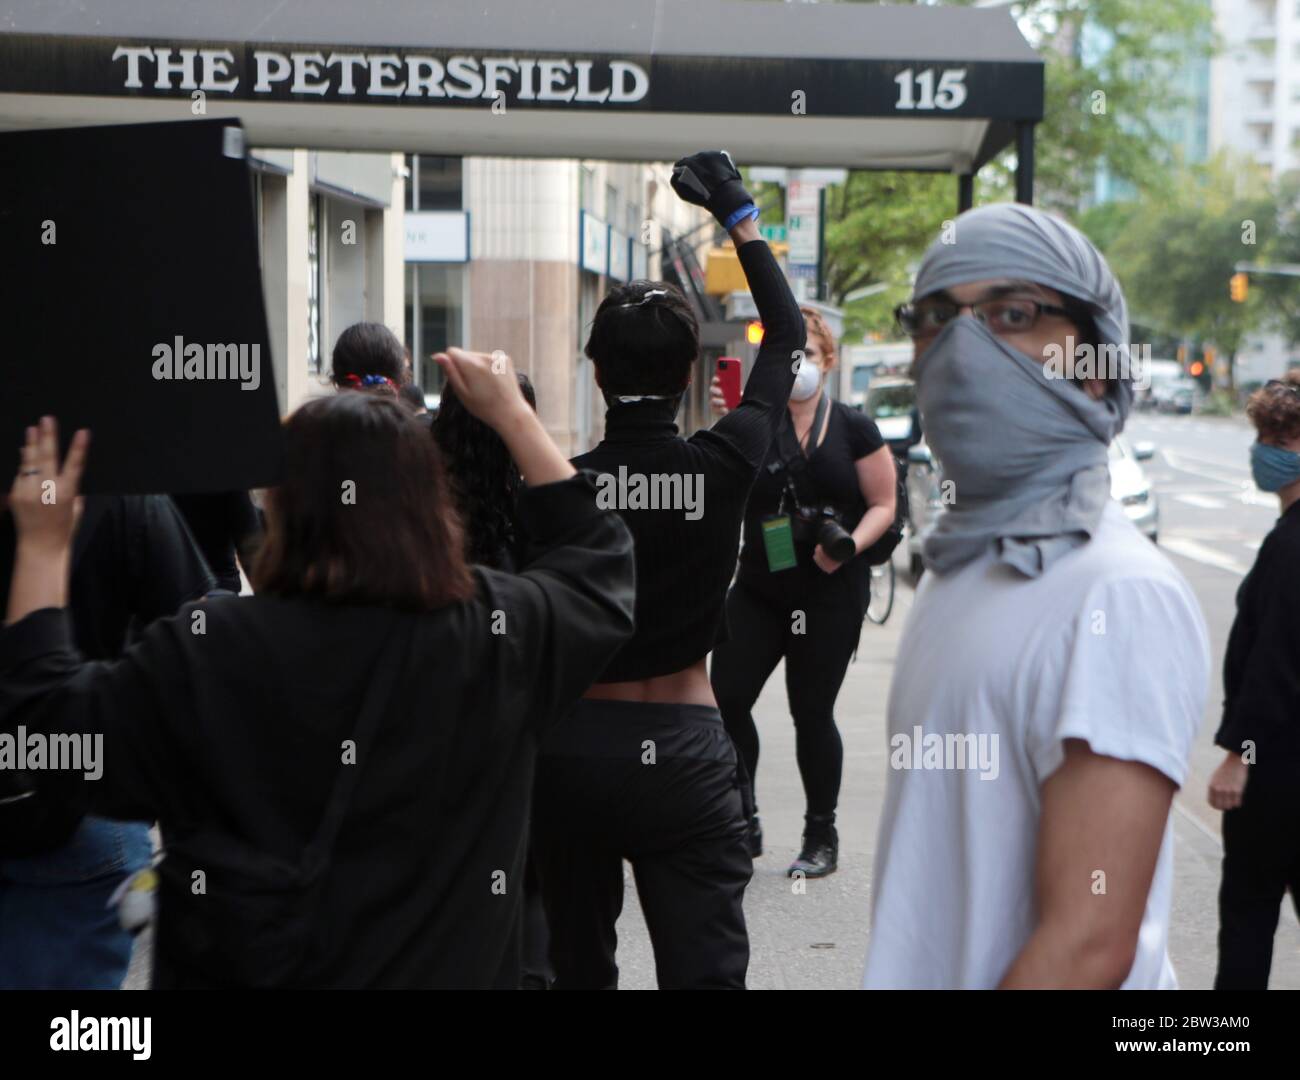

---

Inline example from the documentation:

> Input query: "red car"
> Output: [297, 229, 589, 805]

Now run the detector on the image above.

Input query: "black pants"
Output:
[532, 701, 752, 990]
[710, 581, 862, 818]
[1215, 765, 1300, 989]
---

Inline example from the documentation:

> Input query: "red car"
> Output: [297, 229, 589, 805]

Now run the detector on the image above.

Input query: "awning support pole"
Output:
[957, 173, 974, 214]
[1015, 121, 1036, 205]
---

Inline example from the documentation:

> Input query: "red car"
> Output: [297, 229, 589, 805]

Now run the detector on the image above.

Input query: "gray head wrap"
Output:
[911, 202, 1133, 577]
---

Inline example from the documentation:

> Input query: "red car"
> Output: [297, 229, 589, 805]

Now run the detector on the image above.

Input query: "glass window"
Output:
[405, 263, 465, 394]
[417, 156, 462, 211]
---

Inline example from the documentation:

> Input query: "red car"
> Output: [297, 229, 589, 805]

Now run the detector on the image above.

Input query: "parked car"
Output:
[905, 434, 1159, 581]
[864, 377, 921, 456]
[1108, 435, 1159, 540]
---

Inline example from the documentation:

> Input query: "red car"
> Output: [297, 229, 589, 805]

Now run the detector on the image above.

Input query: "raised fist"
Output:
[671, 150, 754, 227]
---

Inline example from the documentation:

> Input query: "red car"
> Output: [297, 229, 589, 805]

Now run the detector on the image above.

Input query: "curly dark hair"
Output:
[432, 372, 538, 569]
[1246, 371, 1300, 444]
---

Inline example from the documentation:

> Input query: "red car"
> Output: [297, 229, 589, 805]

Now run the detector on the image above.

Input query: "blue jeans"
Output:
[0, 816, 152, 989]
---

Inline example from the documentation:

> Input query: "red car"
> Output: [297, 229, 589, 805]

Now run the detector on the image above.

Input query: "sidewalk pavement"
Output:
[612, 566, 1300, 991]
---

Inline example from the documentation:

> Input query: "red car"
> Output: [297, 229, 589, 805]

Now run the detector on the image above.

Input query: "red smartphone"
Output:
[716, 357, 742, 411]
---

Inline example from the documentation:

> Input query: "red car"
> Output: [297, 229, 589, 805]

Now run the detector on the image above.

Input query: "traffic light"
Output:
[1230, 272, 1248, 303]
[746, 321, 765, 345]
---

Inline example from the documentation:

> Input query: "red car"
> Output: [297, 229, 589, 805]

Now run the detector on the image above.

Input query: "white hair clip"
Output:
[620, 288, 668, 308]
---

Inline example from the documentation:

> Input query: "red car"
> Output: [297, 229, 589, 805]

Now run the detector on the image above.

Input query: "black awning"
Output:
[0, 0, 1043, 172]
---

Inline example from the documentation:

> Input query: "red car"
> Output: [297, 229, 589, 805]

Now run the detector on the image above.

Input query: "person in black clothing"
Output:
[530, 150, 803, 990]
[431, 369, 551, 989]
[330, 321, 408, 395]
[1209, 372, 1300, 989]
[433, 373, 537, 571]
[0, 491, 213, 988]
[171, 491, 262, 594]
[708, 307, 897, 878]
[0, 361, 635, 989]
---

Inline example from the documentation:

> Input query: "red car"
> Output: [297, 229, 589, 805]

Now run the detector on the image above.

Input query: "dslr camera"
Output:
[789, 503, 856, 563]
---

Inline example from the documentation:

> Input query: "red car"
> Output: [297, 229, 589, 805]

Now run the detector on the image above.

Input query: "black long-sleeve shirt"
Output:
[1215, 500, 1300, 768]
[573, 239, 804, 681]
[0, 495, 213, 855]
[171, 491, 262, 593]
[0, 473, 635, 988]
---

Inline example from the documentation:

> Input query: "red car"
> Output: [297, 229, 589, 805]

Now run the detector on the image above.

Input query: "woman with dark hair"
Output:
[433, 373, 537, 570]
[1209, 370, 1300, 989]
[329, 321, 407, 394]
[530, 150, 804, 989]
[0, 350, 635, 989]
[432, 369, 550, 987]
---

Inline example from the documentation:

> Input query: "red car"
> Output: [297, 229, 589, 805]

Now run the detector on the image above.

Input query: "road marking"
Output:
[1160, 537, 1249, 576]
[1162, 448, 1250, 476]
[1240, 488, 1280, 509]
[1174, 494, 1227, 510]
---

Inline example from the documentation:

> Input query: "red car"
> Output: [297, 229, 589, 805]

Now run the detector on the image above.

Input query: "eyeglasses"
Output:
[1265, 379, 1300, 395]
[894, 297, 1083, 340]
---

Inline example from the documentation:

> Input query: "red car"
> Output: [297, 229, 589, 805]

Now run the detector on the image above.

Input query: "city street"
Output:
[607, 412, 1300, 990]
[118, 410, 1299, 992]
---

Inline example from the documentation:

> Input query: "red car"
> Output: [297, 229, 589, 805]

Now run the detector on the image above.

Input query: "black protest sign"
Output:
[0, 118, 283, 494]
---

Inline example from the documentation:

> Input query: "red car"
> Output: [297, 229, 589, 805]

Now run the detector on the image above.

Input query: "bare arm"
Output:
[998, 738, 1175, 989]
[435, 348, 575, 487]
[6, 418, 88, 625]
[850, 446, 897, 553]
[812, 444, 896, 575]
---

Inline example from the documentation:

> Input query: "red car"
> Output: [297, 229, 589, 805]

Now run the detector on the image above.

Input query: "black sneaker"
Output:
[787, 817, 838, 878]
[746, 814, 763, 859]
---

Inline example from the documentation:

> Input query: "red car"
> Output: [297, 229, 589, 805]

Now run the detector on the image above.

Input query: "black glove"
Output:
[671, 151, 755, 228]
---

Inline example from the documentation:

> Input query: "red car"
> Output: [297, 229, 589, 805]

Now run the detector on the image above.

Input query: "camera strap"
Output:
[773, 391, 829, 514]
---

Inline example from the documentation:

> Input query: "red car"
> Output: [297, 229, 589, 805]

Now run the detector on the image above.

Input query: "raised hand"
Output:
[670, 150, 754, 227]
[8, 417, 89, 555]
[433, 348, 529, 432]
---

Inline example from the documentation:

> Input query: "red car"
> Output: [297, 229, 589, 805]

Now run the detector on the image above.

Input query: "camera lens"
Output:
[818, 520, 856, 562]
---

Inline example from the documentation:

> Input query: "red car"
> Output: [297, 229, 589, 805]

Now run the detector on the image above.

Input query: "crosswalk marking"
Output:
[1174, 493, 1227, 510]
[1160, 537, 1249, 576]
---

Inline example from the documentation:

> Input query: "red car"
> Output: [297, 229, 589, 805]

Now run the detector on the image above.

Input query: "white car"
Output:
[905, 434, 1159, 580]
[1109, 435, 1159, 541]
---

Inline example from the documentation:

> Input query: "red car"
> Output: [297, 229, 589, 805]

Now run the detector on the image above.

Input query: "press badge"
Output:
[761, 515, 798, 572]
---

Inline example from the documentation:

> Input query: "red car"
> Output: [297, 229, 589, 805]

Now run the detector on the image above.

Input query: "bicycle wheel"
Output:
[866, 559, 895, 625]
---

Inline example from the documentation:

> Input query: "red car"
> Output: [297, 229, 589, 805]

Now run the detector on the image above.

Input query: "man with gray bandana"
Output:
[862, 203, 1210, 989]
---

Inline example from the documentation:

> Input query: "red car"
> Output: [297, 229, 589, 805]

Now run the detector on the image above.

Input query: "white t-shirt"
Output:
[862, 502, 1210, 990]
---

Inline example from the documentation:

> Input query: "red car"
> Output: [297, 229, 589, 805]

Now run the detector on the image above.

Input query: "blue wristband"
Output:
[722, 203, 760, 230]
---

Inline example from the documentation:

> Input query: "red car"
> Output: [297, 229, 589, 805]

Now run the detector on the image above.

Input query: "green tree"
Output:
[1105, 156, 1277, 388]
[806, 0, 1214, 342]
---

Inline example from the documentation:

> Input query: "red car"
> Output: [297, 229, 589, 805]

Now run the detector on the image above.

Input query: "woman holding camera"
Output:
[710, 308, 896, 878]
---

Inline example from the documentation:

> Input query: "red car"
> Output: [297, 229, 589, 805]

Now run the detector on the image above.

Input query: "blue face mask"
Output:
[1250, 441, 1300, 492]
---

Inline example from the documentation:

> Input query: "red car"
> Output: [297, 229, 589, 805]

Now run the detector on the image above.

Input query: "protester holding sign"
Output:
[0, 490, 213, 989]
[0, 356, 635, 988]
